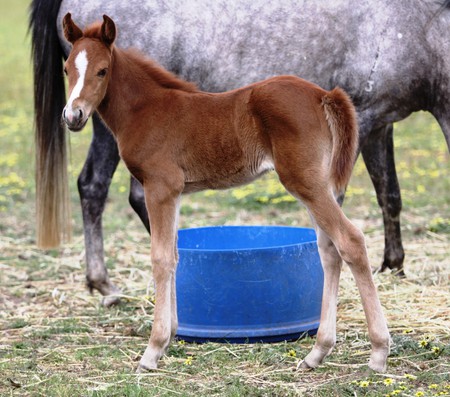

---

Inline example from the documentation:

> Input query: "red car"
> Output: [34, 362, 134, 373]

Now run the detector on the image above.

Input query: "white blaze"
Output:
[66, 50, 88, 113]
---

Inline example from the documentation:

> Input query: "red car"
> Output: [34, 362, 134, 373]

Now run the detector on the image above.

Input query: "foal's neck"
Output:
[97, 46, 197, 136]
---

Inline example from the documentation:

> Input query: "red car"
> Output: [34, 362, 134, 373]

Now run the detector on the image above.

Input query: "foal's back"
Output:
[142, 75, 331, 193]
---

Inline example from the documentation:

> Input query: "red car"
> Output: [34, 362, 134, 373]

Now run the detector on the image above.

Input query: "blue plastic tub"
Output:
[175, 225, 323, 343]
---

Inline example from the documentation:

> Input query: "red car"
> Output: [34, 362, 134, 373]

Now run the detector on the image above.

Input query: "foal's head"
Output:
[62, 13, 116, 131]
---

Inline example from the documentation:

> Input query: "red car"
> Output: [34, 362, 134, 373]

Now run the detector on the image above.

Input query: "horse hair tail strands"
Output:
[30, 0, 72, 248]
[321, 87, 359, 195]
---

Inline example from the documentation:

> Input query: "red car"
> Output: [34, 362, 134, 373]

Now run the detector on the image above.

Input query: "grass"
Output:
[0, 1, 449, 396]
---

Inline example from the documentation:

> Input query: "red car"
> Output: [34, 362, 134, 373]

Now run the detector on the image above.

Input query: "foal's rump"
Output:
[249, 76, 358, 196]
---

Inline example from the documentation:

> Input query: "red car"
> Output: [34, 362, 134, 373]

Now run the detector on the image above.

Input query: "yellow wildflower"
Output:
[287, 349, 297, 357]
[432, 346, 441, 355]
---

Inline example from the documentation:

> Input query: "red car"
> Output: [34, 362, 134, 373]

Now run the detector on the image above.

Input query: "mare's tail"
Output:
[30, 0, 71, 248]
[321, 88, 359, 195]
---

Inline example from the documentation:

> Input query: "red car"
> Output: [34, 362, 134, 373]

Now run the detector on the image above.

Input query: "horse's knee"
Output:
[151, 249, 177, 280]
[77, 176, 111, 227]
[383, 192, 402, 218]
[77, 166, 109, 204]
[78, 178, 108, 201]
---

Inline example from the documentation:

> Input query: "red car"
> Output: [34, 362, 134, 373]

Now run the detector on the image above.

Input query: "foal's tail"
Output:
[30, 0, 71, 248]
[321, 88, 359, 195]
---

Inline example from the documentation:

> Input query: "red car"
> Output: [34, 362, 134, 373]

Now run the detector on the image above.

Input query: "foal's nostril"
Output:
[78, 108, 83, 120]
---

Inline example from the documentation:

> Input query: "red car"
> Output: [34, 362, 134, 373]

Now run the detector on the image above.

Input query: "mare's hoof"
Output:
[374, 266, 406, 278]
[87, 277, 122, 306]
[100, 285, 122, 307]
[101, 293, 121, 307]
[376, 259, 406, 277]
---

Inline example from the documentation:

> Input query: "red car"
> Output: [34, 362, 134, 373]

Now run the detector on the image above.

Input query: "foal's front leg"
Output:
[138, 181, 181, 371]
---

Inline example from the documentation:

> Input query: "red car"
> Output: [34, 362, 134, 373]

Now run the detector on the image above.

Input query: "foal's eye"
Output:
[97, 68, 108, 77]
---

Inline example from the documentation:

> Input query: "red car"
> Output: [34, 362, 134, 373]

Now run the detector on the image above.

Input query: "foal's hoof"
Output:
[368, 359, 387, 373]
[137, 347, 160, 372]
[296, 360, 314, 371]
[368, 349, 389, 373]
[136, 362, 157, 373]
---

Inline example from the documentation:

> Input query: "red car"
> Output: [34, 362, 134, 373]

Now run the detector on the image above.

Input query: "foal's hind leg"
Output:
[277, 154, 390, 371]
[298, 225, 343, 369]
[303, 193, 390, 372]
[79, 114, 122, 306]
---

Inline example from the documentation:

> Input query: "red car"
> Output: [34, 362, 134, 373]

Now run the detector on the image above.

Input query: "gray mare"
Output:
[31, 0, 450, 305]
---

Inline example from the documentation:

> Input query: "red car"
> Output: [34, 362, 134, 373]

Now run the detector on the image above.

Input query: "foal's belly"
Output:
[182, 158, 274, 194]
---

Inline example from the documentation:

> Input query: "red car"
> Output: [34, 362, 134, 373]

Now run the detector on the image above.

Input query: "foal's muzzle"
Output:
[62, 106, 87, 131]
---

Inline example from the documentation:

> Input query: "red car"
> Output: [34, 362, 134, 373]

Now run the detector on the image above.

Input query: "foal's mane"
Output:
[83, 22, 198, 93]
[124, 48, 199, 93]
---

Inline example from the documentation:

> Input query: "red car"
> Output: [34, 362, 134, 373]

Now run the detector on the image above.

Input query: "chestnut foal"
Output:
[61, 14, 390, 372]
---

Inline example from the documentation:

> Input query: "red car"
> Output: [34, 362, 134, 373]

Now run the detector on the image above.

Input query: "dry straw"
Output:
[0, 221, 448, 394]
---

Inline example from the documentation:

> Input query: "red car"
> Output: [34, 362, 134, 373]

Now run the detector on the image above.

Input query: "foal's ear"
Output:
[101, 15, 116, 47]
[63, 13, 83, 44]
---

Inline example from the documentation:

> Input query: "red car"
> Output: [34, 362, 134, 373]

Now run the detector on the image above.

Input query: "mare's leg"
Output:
[138, 180, 181, 371]
[433, 107, 450, 151]
[299, 225, 343, 369]
[361, 124, 405, 275]
[129, 176, 151, 233]
[78, 113, 121, 306]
